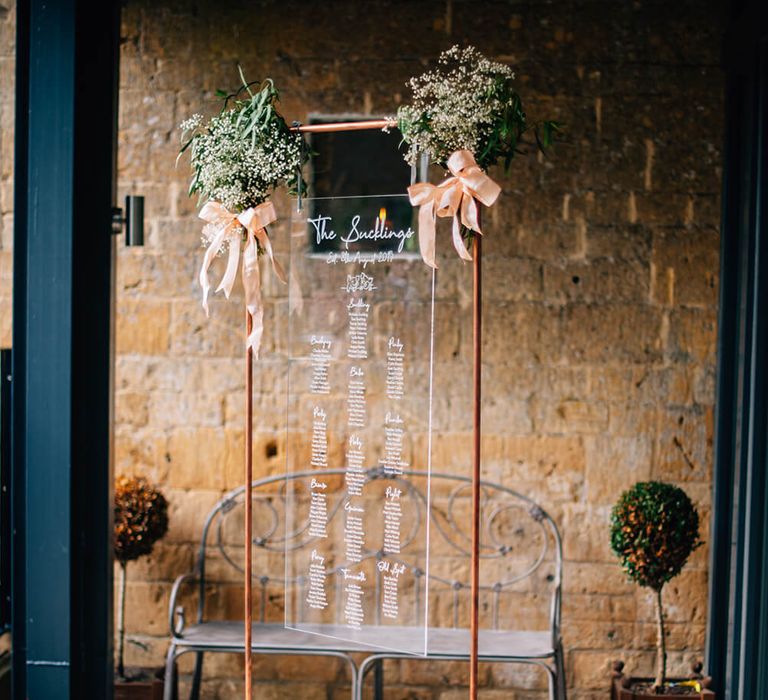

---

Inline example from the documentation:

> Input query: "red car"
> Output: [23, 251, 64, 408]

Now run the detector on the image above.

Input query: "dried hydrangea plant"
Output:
[114, 475, 169, 563]
[114, 475, 169, 679]
[178, 69, 308, 212]
[397, 45, 560, 171]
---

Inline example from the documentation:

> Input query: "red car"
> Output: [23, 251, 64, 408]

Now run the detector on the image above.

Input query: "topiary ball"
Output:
[114, 475, 169, 565]
[610, 481, 701, 591]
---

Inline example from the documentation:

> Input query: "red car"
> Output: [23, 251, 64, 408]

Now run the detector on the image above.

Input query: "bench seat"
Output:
[174, 621, 555, 660]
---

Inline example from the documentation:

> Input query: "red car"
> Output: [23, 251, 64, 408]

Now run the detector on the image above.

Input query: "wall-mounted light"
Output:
[112, 195, 144, 246]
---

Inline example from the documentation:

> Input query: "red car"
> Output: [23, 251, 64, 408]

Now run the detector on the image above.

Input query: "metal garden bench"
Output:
[164, 468, 566, 699]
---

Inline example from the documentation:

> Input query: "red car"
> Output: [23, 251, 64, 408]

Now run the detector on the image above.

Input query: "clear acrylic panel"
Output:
[284, 194, 435, 655]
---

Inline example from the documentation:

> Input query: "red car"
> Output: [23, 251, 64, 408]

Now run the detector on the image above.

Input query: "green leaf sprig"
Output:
[178, 67, 308, 213]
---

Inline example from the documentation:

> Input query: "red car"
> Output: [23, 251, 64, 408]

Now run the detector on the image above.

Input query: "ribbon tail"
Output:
[216, 233, 241, 298]
[461, 193, 482, 235]
[253, 227, 287, 284]
[418, 202, 438, 269]
[247, 304, 264, 359]
[451, 214, 473, 262]
[198, 226, 228, 316]
[242, 235, 264, 358]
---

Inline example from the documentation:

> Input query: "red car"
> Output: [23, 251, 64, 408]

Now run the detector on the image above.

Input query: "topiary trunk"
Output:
[117, 560, 127, 679]
[653, 586, 667, 690]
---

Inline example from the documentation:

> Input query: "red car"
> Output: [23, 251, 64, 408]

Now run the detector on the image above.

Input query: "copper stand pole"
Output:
[469, 224, 482, 699]
[244, 311, 254, 700]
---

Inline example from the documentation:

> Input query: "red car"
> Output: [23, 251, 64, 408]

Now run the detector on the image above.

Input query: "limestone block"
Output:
[654, 405, 713, 482]
[562, 619, 634, 650]
[584, 434, 652, 504]
[121, 581, 171, 635]
[564, 562, 634, 596]
[570, 650, 627, 690]
[586, 225, 652, 263]
[563, 303, 663, 364]
[652, 227, 719, 307]
[531, 398, 608, 435]
[115, 391, 150, 428]
[116, 298, 171, 355]
[634, 621, 706, 651]
[635, 569, 708, 625]
[543, 258, 649, 304]
[163, 488, 222, 544]
[562, 593, 636, 625]
[122, 541, 195, 582]
[489, 659, 548, 690]
[148, 391, 223, 429]
[667, 307, 717, 366]
[560, 503, 614, 563]
[161, 428, 232, 490]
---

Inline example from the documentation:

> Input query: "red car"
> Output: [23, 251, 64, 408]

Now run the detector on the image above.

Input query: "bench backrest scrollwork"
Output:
[192, 468, 562, 640]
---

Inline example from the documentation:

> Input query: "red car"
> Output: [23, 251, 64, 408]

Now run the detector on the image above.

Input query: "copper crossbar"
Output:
[290, 118, 396, 133]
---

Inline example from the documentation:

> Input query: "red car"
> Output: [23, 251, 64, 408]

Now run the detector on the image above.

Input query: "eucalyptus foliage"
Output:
[178, 69, 308, 212]
[397, 45, 561, 171]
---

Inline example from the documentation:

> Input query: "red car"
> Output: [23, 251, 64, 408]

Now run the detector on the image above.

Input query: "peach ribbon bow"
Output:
[198, 200, 286, 357]
[407, 150, 501, 268]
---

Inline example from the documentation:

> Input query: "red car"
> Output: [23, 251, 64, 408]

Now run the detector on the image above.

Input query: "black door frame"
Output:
[12, 0, 120, 697]
[706, 2, 768, 698]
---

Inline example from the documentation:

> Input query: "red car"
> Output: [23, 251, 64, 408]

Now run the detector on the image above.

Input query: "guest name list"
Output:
[303, 225, 414, 629]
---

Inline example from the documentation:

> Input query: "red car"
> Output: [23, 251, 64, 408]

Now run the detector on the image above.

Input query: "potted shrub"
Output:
[114, 475, 170, 700]
[609, 481, 714, 698]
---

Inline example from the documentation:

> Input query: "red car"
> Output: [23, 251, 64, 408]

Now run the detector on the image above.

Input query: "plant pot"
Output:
[611, 662, 715, 699]
[114, 666, 165, 700]
[612, 677, 716, 699]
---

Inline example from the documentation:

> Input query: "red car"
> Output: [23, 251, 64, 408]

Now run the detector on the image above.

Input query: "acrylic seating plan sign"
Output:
[284, 194, 435, 655]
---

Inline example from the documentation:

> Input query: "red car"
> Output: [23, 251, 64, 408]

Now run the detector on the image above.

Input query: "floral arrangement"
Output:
[177, 70, 308, 356]
[114, 475, 169, 680]
[610, 481, 702, 691]
[398, 46, 560, 265]
[179, 71, 307, 211]
[176, 55, 560, 345]
[397, 45, 560, 171]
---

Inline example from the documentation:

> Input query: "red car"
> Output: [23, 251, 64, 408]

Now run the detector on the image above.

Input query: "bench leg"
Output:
[373, 658, 383, 700]
[555, 642, 567, 700]
[543, 661, 556, 700]
[163, 644, 177, 700]
[356, 654, 386, 700]
[189, 652, 204, 700]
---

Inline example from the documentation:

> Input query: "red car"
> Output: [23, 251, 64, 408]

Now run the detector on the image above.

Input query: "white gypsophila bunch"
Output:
[179, 77, 307, 214]
[398, 45, 558, 173]
[183, 111, 303, 212]
[398, 46, 514, 167]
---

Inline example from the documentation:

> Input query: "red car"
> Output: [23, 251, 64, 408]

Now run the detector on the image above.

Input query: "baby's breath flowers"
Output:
[398, 46, 560, 171]
[178, 72, 307, 213]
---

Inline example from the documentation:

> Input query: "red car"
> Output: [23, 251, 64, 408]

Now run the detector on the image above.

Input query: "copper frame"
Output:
[243, 118, 483, 700]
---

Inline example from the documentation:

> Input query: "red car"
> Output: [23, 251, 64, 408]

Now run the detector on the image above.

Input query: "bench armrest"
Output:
[168, 572, 198, 639]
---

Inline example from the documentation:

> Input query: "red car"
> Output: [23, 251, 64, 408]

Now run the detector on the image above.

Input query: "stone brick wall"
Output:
[1, 0, 724, 697]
